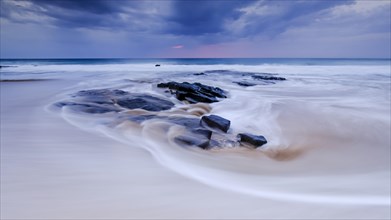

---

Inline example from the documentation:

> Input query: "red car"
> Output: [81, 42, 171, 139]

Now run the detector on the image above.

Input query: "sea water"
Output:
[1, 58, 390, 206]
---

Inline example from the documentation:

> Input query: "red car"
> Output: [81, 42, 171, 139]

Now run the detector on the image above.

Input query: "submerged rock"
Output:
[155, 64, 161, 67]
[174, 135, 210, 149]
[234, 81, 256, 87]
[200, 115, 230, 133]
[193, 72, 205, 76]
[157, 81, 227, 104]
[55, 102, 120, 114]
[237, 133, 267, 148]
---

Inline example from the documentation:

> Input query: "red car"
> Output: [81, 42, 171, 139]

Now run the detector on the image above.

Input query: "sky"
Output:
[0, 0, 390, 58]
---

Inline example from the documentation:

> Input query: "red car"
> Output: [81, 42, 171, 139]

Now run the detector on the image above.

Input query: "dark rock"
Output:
[75, 89, 129, 97]
[252, 75, 286, 81]
[234, 81, 256, 87]
[72, 89, 130, 105]
[166, 117, 200, 129]
[61, 89, 175, 113]
[200, 115, 230, 133]
[194, 72, 205, 76]
[204, 70, 230, 74]
[157, 81, 227, 103]
[237, 133, 267, 148]
[126, 115, 162, 123]
[191, 128, 212, 139]
[174, 135, 210, 149]
[55, 102, 119, 114]
[155, 64, 161, 67]
[117, 94, 174, 111]
[175, 90, 218, 104]
[193, 82, 226, 98]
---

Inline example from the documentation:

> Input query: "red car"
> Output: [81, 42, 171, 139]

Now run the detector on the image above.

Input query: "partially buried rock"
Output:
[200, 114, 230, 133]
[237, 133, 267, 148]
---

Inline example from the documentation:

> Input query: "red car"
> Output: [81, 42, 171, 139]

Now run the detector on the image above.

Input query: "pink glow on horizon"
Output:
[172, 45, 184, 49]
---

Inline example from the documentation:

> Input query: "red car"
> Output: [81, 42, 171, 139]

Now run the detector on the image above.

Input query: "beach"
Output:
[0, 59, 390, 219]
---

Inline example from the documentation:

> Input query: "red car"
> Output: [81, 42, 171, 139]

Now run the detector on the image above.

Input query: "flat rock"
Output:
[200, 115, 230, 133]
[237, 133, 267, 148]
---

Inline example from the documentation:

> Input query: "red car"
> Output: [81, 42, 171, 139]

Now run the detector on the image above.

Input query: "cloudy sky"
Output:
[0, 0, 390, 58]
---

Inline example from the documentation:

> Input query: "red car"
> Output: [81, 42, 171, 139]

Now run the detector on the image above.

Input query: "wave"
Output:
[43, 62, 391, 206]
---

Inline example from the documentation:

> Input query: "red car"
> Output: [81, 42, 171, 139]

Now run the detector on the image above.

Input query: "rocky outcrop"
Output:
[157, 82, 227, 104]
[60, 89, 175, 113]
[55, 83, 272, 150]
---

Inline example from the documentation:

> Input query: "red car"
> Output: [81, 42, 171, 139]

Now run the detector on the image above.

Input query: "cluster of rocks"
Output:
[157, 81, 227, 103]
[55, 80, 271, 150]
[192, 70, 286, 87]
[56, 89, 176, 114]
[125, 113, 267, 149]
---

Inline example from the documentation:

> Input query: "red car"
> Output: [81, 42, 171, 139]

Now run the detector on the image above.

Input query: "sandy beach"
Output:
[1, 68, 390, 219]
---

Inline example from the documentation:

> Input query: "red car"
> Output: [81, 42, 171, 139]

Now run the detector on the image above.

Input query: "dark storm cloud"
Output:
[165, 0, 253, 35]
[163, 0, 355, 37]
[32, 0, 121, 14]
[1, 0, 354, 36]
[233, 0, 355, 37]
[0, 0, 147, 29]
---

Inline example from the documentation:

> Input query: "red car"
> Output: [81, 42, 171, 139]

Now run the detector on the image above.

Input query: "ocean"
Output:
[1, 58, 390, 218]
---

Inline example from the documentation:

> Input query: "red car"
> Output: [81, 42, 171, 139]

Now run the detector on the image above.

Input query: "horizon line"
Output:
[1, 57, 390, 60]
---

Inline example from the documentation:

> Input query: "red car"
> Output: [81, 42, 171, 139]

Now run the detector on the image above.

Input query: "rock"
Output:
[126, 114, 162, 123]
[155, 64, 161, 67]
[55, 102, 120, 114]
[157, 81, 227, 103]
[166, 117, 200, 129]
[57, 89, 175, 113]
[193, 82, 226, 98]
[234, 81, 256, 87]
[117, 94, 174, 111]
[200, 115, 230, 133]
[166, 117, 212, 149]
[194, 72, 205, 76]
[251, 75, 286, 81]
[174, 135, 210, 149]
[176, 90, 218, 103]
[237, 133, 267, 148]
[191, 128, 212, 139]
[75, 89, 129, 97]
